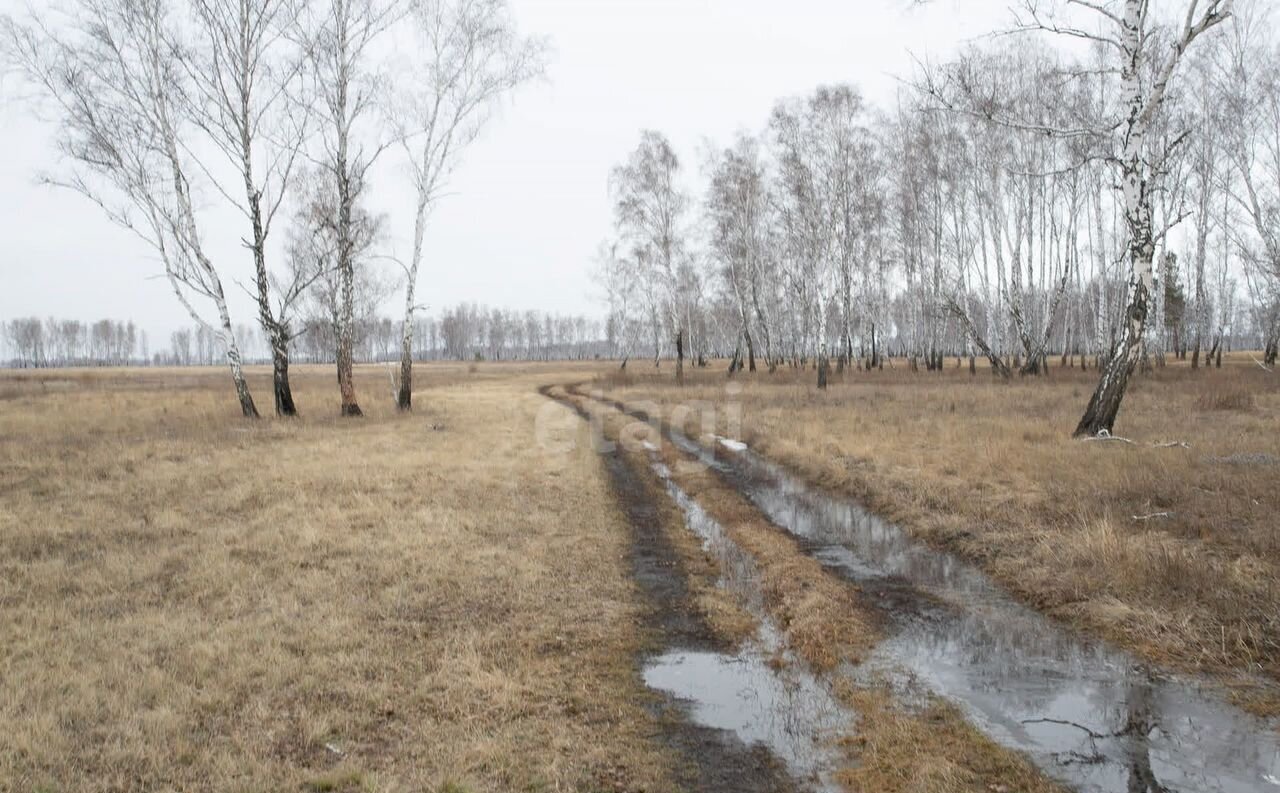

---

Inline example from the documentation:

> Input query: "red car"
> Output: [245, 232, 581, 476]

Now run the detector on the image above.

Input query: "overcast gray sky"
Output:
[0, 0, 1014, 340]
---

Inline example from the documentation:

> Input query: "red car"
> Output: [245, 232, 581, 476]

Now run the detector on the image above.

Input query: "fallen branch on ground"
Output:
[1079, 430, 1191, 449]
[1021, 717, 1107, 740]
[1080, 430, 1135, 445]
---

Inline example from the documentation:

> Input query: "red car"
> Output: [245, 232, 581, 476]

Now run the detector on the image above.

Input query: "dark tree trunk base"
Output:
[274, 384, 297, 417]
[1074, 342, 1140, 437]
[397, 342, 414, 412]
[273, 351, 297, 418]
[233, 366, 259, 419]
[675, 329, 685, 387]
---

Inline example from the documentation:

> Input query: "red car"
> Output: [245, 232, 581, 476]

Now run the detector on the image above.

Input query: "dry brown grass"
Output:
[1192, 381, 1256, 411]
[834, 686, 1063, 793]
[597, 353, 1280, 714]
[0, 362, 684, 793]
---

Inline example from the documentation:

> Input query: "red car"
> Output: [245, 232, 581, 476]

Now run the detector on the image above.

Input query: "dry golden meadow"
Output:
[0, 363, 681, 793]
[1, 357, 1277, 792]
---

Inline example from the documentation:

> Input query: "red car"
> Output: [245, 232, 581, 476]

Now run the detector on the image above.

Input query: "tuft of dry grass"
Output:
[1193, 382, 1256, 411]
[835, 685, 1063, 793]
[597, 354, 1280, 713]
[0, 362, 683, 792]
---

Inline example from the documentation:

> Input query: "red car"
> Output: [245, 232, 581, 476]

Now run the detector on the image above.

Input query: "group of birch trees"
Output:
[2, 0, 543, 417]
[602, 0, 1275, 434]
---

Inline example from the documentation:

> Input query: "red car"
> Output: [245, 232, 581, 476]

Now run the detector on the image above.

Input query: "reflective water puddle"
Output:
[643, 462, 852, 792]
[643, 648, 848, 792]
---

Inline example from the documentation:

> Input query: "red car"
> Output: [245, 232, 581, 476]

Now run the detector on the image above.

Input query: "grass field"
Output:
[598, 353, 1280, 713]
[2, 356, 1276, 792]
[0, 362, 686, 792]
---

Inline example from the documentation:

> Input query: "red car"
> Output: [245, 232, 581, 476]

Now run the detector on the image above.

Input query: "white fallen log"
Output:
[718, 437, 748, 453]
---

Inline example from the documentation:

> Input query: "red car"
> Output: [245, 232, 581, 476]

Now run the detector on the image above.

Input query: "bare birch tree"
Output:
[924, 0, 1234, 433]
[705, 133, 776, 373]
[181, 0, 311, 415]
[767, 86, 881, 387]
[594, 241, 641, 367]
[304, 0, 399, 416]
[1042, 0, 1233, 435]
[288, 167, 389, 360]
[770, 93, 836, 387]
[391, 0, 544, 410]
[4, 0, 260, 416]
[1219, 0, 1280, 364]
[610, 131, 691, 385]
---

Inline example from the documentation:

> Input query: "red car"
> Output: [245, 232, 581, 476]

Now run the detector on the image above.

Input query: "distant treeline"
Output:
[1, 305, 609, 369]
[1, 318, 148, 368]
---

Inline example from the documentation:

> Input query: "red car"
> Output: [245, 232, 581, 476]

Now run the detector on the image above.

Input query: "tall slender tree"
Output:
[392, 0, 544, 410]
[1062, 0, 1234, 435]
[305, 0, 399, 416]
[705, 134, 775, 373]
[4, 0, 260, 416]
[184, 0, 311, 415]
[610, 131, 691, 385]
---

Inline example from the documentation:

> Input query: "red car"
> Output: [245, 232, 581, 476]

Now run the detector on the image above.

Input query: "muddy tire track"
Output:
[539, 385, 799, 793]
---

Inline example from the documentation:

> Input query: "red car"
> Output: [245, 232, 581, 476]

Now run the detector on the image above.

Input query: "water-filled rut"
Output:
[576, 385, 1280, 793]
[645, 462, 854, 792]
[538, 385, 801, 793]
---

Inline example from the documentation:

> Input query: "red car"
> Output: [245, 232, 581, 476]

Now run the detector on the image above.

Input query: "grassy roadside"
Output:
[597, 355, 1280, 715]
[0, 363, 679, 792]
[562, 387, 1067, 793]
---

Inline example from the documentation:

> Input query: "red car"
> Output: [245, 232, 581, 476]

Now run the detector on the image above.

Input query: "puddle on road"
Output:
[643, 649, 847, 793]
[701, 442, 1280, 793]
[643, 461, 853, 793]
